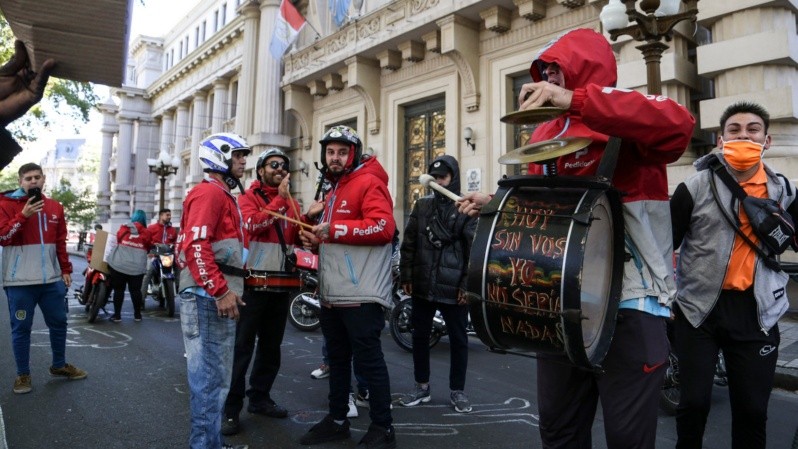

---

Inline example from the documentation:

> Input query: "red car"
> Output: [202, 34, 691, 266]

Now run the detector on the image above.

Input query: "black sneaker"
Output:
[299, 415, 351, 445]
[357, 423, 396, 449]
[248, 400, 288, 418]
[221, 415, 240, 436]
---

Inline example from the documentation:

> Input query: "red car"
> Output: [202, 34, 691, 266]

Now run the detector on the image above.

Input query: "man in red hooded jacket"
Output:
[0, 163, 87, 394]
[221, 148, 302, 435]
[298, 125, 397, 449]
[459, 28, 695, 448]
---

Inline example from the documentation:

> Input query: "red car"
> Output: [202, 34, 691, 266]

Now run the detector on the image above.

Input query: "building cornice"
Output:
[148, 17, 246, 98]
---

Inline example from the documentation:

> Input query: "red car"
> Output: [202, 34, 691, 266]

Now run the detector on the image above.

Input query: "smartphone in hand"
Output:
[27, 187, 42, 203]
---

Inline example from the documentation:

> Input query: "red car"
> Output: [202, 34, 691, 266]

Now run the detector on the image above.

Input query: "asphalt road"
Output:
[1, 255, 797, 448]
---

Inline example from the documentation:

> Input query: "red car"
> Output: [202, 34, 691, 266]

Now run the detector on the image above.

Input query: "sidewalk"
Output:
[775, 312, 798, 391]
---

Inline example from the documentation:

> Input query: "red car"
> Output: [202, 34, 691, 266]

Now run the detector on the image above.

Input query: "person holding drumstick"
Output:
[297, 125, 397, 448]
[458, 28, 695, 448]
[398, 155, 477, 413]
[221, 148, 303, 436]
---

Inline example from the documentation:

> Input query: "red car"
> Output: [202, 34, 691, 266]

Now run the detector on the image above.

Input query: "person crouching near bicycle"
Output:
[398, 156, 477, 413]
[221, 148, 304, 436]
[670, 101, 798, 449]
[106, 210, 154, 322]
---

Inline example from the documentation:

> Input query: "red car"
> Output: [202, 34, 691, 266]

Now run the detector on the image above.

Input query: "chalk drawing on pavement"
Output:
[290, 397, 539, 436]
[31, 325, 133, 349]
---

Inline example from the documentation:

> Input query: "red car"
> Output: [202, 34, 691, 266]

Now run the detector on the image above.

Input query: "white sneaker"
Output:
[347, 393, 359, 418]
[310, 364, 330, 379]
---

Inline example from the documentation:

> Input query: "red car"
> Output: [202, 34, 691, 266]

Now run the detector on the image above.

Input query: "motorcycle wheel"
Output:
[389, 297, 441, 353]
[164, 279, 176, 318]
[78, 284, 90, 306]
[88, 282, 109, 324]
[288, 291, 321, 331]
[659, 351, 680, 416]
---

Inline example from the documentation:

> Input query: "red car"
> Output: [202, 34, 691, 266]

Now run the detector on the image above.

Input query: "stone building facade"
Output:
[98, 0, 798, 231]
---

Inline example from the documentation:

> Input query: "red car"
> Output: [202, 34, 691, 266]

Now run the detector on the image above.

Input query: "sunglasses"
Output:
[267, 161, 288, 170]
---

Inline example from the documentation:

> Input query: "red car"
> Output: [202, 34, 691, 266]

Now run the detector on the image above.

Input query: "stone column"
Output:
[160, 111, 175, 153]
[174, 101, 190, 200]
[253, 0, 282, 136]
[134, 118, 159, 216]
[110, 117, 134, 226]
[212, 78, 228, 133]
[189, 91, 208, 186]
[96, 99, 118, 225]
[159, 109, 184, 218]
[236, 1, 261, 137]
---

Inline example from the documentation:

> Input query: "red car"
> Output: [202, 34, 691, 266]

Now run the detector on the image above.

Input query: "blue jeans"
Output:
[321, 303, 392, 427]
[5, 282, 68, 375]
[180, 292, 236, 449]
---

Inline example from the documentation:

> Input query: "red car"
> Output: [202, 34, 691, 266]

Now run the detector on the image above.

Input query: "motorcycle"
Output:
[77, 244, 111, 323]
[388, 292, 475, 353]
[288, 270, 321, 332]
[143, 243, 177, 317]
[288, 262, 407, 332]
[659, 326, 728, 415]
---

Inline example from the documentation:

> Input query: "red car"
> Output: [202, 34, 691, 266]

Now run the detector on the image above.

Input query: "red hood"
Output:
[529, 28, 616, 89]
[329, 156, 389, 187]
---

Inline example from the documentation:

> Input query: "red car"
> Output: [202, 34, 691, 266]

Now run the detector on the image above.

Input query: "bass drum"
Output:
[467, 175, 624, 370]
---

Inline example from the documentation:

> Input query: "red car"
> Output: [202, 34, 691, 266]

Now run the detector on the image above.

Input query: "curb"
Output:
[0, 405, 8, 449]
[775, 366, 798, 392]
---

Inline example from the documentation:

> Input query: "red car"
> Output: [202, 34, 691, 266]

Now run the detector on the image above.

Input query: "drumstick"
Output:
[286, 189, 302, 225]
[419, 174, 463, 202]
[263, 208, 314, 230]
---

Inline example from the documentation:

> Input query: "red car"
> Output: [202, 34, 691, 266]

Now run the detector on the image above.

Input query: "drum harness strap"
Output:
[595, 136, 622, 182]
[215, 190, 299, 281]
[253, 188, 298, 273]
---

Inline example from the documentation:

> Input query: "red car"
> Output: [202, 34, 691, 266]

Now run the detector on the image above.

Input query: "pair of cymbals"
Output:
[498, 107, 591, 164]
[499, 137, 592, 164]
[500, 107, 567, 125]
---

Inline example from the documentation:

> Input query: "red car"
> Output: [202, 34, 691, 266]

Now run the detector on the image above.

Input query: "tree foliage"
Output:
[0, 167, 18, 192]
[48, 178, 97, 231]
[0, 13, 99, 142]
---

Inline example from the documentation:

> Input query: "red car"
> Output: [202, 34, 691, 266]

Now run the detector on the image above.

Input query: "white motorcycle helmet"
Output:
[198, 132, 252, 175]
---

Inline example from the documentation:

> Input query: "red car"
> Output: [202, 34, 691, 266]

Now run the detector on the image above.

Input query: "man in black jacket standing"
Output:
[398, 155, 477, 413]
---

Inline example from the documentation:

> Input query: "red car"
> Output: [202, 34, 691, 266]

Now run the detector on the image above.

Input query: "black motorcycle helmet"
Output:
[256, 147, 290, 182]
[318, 125, 363, 173]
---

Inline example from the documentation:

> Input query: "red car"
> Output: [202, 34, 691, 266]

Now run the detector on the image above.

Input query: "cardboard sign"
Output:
[89, 230, 116, 274]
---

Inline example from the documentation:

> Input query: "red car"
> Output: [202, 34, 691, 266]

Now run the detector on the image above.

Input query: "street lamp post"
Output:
[600, 0, 699, 95]
[147, 151, 181, 212]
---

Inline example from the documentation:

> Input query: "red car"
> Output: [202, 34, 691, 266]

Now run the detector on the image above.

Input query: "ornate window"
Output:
[403, 98, 445, 221]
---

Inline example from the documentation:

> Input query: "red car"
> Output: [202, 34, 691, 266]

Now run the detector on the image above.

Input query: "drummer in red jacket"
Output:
[458, 28, 695, 448]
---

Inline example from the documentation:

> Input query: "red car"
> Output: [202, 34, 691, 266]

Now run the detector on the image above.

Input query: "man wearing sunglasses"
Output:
[221, 148, 302, 436]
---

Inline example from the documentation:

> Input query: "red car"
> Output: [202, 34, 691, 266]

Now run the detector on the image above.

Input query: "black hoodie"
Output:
[399, 155, 477, 304]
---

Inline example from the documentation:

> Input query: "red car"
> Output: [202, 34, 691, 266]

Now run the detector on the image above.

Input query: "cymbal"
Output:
[498, 137, 593, 165]
[500, 107, 568, 125]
